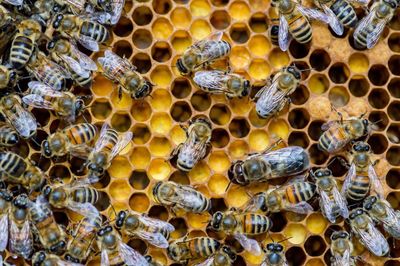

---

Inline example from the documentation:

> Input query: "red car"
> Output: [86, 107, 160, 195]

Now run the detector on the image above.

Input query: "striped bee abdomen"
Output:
[0, 152, 26, 178]
[189, 237, 220, 258]
[347, 174, 370, 201]
[289, 16, 312, 43]
[244, 213, 272, 234]
[331, 0, 358, 28]
[72, 187, 99, 204]
[10, 36, 34, 69]
[80, 21, 109, 43]
[66, 123, 97, 145]
[0, 124, 19, 146]
[286, 182, 316, 203]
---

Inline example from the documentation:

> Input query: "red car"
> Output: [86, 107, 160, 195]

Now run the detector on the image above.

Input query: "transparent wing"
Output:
[71, 43, 98, 71]
[137, 213, 175, 232]
[98, 50, 134, 80]
[135, 230, 169, 248]
[68, 202, 99, 218]
[193, 70, 231, 93]
[322, 4, 344, 35]
[0, 214, 8, 251]
[109, 0, 125, 25]
[348, 0, 369, 4]
[64, 0, 85, 11]
[109, 131, 133, 160]
[3, 0, 23, 6]
[381, 204, 400, 236]
[234, 234, 261, 255]
[332, 186, 349, 219]
[297, 5, 330, 22]
[22, 94, 53, 110]
[9, 220, 32, 259]
[279, 14, 291, 51]
[333, 249, 351, 266]
[69, 144, 93, 159]
[28, 81, 63, 97]
[320, 190, 337, 223]
[78, 35, 100, 52]
[321, 120, 340, 131]
[118, 241, 149, 266]
[242, 193, 267, 213]
[208, 31, 223, 41]
[101, 248, 110, 266]
[358, 223, 389, 256]
[255, 79, 287, 117]
[341, 163, 355, 196]
[368, 165, 384, 198]
[354, 10, 376, 41]
[6, 105, 37, 139]
[194, 257, 215, 266]
[94, 123, 111, 153]
[285, 201, 314, 214]
[174, 185, 207, 209]
[366, 19, 386, 49]
[60, 54, 90, 78]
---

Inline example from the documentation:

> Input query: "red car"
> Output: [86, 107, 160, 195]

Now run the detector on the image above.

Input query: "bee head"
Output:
[349, 208, 364, 220]
[115, 210, 127, 228]
[134, 81, 153, 99]
[33, 251, 47, 266]
[74, 99, 85, 116]
[13, 194, 29, 209]
[49, 240, 66, 254]
[242, 80, 251, 97]
[41, 140, 52, 157]
[331, 231, 349, 240]
[222, 246, 237, 261]
[97, 225, 113, 236]
[228, 160, 246, 185]
[176, 58, 189, 75]
[363, 195, 378, 211]
[52, 13, 64, 29]
[287, 65, 301, 80]
[314, 168, 332, 178]
[352, 141, 370, 152]
[210, 211, 224, 230]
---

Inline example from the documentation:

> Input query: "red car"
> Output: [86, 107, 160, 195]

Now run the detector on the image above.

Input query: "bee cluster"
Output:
[0, 0, 399, 264]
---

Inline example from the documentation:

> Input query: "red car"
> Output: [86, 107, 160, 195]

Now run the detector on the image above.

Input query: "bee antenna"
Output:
[268, 233, 275, 243]
[225, 181, 232, 192]
[327, 157, 338, 167]
[277, 237, 292, 243]
[30, 136, 41, 148]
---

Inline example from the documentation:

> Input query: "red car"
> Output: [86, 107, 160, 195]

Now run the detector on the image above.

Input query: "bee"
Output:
[315, 0, 364, 29]
[341, 141, 384, 202]
[86, 123, 132, 180]
[0, 94, 37, 139]
[209, 210, 272, 254]
[275, 0, 342, 51]
[31, 0, 58, 27]
[9, 19, 41, 69]
[41, 123, 97, 158]
[26, 51, 69, 91]
[312, 168, 349, 223]
[33, 251, 84, 266]
[115, 210, 175, 248]
[42, 178, 99, 218]
[47, 38, 97, 87]
[167, 237, 222, 264]
[0, 190, 12, 252]
[0, 122, 19, 147]
[261, 242, 287, 266]
[176, 32, 231, 75]
[170, 116, 212, 172]
[96, 225, 149, 265]
[22, 81, 86, 122]
[363, 195, 400, 239]
[194, 245, 237, 266]
[64, 213, 102, 263]
[330, 231, 356, 266]
[152, 181, 211, 214]
[228, 141, 310, 186]
[9, 194, 33, 259]
[0, 151, 45, 191]
[318, 114, 371, 153]
[254, 65, 301, 119]
[353, 0, 398, 49]
[268, 24, 280, 46]
[0, 64, 18, 90]
[192, 70, 250, 99]
[29, 195, 67, 255]
[348, 208, 389, 257]
[98, 49, 153, 99]
[243, 180, 316, 214]
[52, 13, 109, 52]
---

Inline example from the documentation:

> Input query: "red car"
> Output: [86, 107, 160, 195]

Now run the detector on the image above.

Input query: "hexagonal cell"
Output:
[329, 86, 350, 107]
[210, 0, 229, 7]
[131, 124, 151, 144]
[190, 0, 211, 16]
[387, 146, 400, 166]
[228, 140, 249, 158]
[249, 107, 268, 128]
[309, 143, 329, 165]
[368, 134, 388, 154]
[170, 125, 187, 145]
[269, 48, 290, 68]
[109, 179, 131, 201]
[249, 12, 268, 33]
[211, 128, 230, 148]
[306, 213, 328, 234]
[151, 41, 171, 63]
[288, 108, 310, 129]
[284, 224, 307, 245]
[150, 112, 172, 135]
[91, 100, 112, 120]
[187, 212, 210, 229]
[171, 7, 191, 29]
[230, 46, 250, 69]
[170, 217, 188, 239]
[289, 41, 311, 59]
[209, 104, 231, 125]
[169, 171, 190, 185]
[152, 0, 172, 14]
[348, 53, 369, 73]
[369, 111, 389, 131]
[368, 64, 390, 86]
[108, 157, 132, 179]
[388, 124, 400, 144]
[150, 89, 172, 112]
[149, 137, 172, 156]
[270, 212, 287, 232]
[190, 19, 212, 40]
[389, 78, 400, 99]
[148, 205, 169, 221]
[150, 65, 172, 87]
[368, 88, 390, 109]
[210, 10, 231, 30]
[111, 112, 131, 132]
[170, 101, 192, 122]
[208, 151, 230, 173]
[306, 258, 325, 266]
[389, 33, 400, 52]
[226, 186, 250, 208]
[113, 16, 133, 37]
[290, 85, 310, 105]
[327, 156, 348, 177]
[249, 130, 270, 151]
[389, 55, 400, 76]
[129, 170, 150, 190]
[388, 101, 400, 121]
[171, 78, 191, 99]
[191, 90, 211, 112]
[328, 63, 350, 84]
[92, 75, 113, 96]
[133, 6, 153, 26]
[31, 109, 50, 128]
[132, 29, 153, 49]
[269, 119, 290, 140]
[304, 235, 327, 256]
[230, 23, 250, 44]
[249, 59, 270, 80]
[310, 49, 331, 71]
[208, 174, 229, 195]
[148, 158, 171, 180]
[110, 89, 132, 109]
[387, 169, 400, 190]
[309, 74, 329, 94]
[288, 131, 309, 148]
[349, 75, 369, 97]
[152, 18, 173, 39]
[229, 118, 250, 138]
[171, 30, 192, 52]
[131, 100, 152, 122]
[129, 193, 150, 212]
[49, 165, 70, 181]
[132, 52, 151, 74]
[229, 1, 250, 20]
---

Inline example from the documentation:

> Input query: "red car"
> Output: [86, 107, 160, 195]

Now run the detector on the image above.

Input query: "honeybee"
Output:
[29, 195, 67, 255]
[167, 237, 222, 264]
[41, 123, 97, 158]
[0, 122, 19, 147]
[228, 141, 310, 186]
[0, 64, 18, 90]
[341, 142, 384, 202]
[115, 210, 175, 248]
[65, 213, 101, 263]
[98, 49, 153, 99]
[243, 180, 316, 214]
[170, 116, 212, 172]
[330, 231, 356, 266]
[9, 19, 41, 69]
[0, 151, 45, 191]
[276, 0, 342, 51]
[9, 194, 33, 259]
[354, 0, 398, 49]
[152, 181, 211, 214]
[268, 24, 280, 46]
[33, 251, 84, 266]
[52, 13, 109, 52]
[22, 81, 85, 122]
[209, 210, 272, 254]
[312, 168, 349, 223]
[96, 225, 149, 265]
[194, 245, 237, 266]
[0, 190, 12, 252]
[176, 32, 231, 75]
[42, 178, 99, 218]
[348, 208, 389, 257]
[254, 66, 301, 119]
[26, 51, 69, 91]
[318, 114, 371, 153]
[86, 123, 132, 180]
[192, 70, 250, 99]
[315, 0, 363, 29]
[0, 94, 37, 139]
[363, 195, 400, 239]
[47, 38, 97, 87]
[261, 242, 287, 266]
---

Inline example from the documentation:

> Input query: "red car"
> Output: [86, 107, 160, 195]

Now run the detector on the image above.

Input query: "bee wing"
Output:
[368, 165, 384, 198]
[341, 163, 355, 196]
[321, 4, 344, 35]
[242, 193, 266, 213]
[56, 259, 84, 266]
[256, 80, 288, 115]
[22, 94, 54, 110]
[109, 132, 133, 160]
[64, 0, 85, 11]
[69, 144, 93, 159]
[321, 120, 340, 131]
[118, 241, 149, 266]
[209, 31, 223, 41]
[348, 0, 369, 4]
[193, 70, 231, 93]
[332, 186, 349, 219]
[297, 5, 331, 23]
[135, 230, 169, 248]
[278, 14, 291, 51]
[359, 223, 389, 256]
[354, 10, 376, 42]
[137, 213, 175, 232]
[191, 32, 223, 50]
[78, 35, 100, 52]
[98, 50, 134, 79]
[234, 234, 262, 255]
[109, 0, 125, 25]
[285, 201, 314, 214]
[194, 257, 215, 266]
[6, 105, 37, 139]
[60, 54, 90, 78]
[332, 249, 350, 266]
[28, 81, 63, 96]
[68, 202, 99, 218]
[101, 248, 110, 266]
[71, 43, 98, 71]
[381, 204, 400, 234]
[94, 122, 111, 153]
[4, 0, 23, 5]
[9, 219, 32, 258]
[366, 19, 386, 49]
[29, 61, 69, 90]
[319, 190, 337, 223]
[0, 214, 8, 251]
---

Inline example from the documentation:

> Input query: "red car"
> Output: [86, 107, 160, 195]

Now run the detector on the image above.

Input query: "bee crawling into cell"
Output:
[261, 238, 289, 266]
[329, 231, 356, 266]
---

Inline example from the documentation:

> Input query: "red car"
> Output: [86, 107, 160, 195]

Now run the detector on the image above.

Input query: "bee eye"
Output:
[276, 245, 283, 252]
[267, 243, 274, 250]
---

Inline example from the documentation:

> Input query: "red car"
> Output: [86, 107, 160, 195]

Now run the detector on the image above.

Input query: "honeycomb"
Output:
[2, 0, 400, 265]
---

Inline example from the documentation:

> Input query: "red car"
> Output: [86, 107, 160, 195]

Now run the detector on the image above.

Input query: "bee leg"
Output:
[332, 106, 343, 123]
[170, 204, 179, 216]
[118, 86, 122, 100]
[169, 144, 182, 160]
[263, 138, 284, 153]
